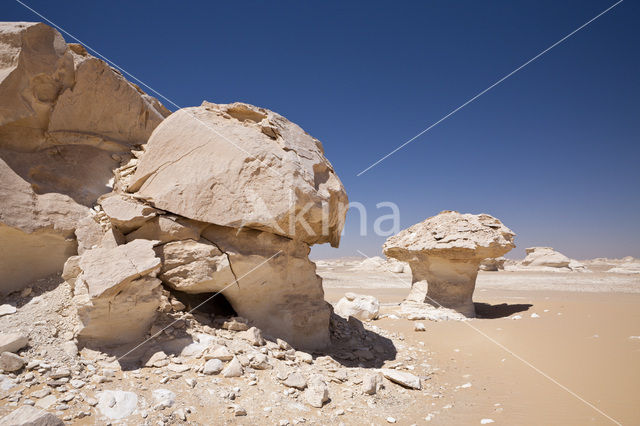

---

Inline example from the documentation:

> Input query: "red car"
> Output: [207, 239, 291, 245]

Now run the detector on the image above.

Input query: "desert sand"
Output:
[321, 260, 640, 425]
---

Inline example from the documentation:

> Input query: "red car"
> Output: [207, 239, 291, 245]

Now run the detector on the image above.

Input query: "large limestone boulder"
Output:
[48, 56, 168, 151]
[0, 22, 74, 152]
[66, 239, 163, 346]
[0, 21, 169, 294]
[0, 22, 169, 204]
[522, 247, 571, 268]
[152, 224, 332, 349]
[384, 211, 515, 318]
[128, 102, 348, 247]
[507, 247, 589, 272]
[0, 158, 87, 294]
[334, 293, 380, 321]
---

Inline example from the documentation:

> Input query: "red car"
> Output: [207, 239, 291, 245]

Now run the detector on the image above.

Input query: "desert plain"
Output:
[320, 258, 640, 425]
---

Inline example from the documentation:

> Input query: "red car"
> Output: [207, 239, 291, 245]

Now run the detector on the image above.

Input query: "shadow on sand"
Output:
[317, 314, 397, 368]
[474, 302, 532, 319]
[90, 312, 397, 371]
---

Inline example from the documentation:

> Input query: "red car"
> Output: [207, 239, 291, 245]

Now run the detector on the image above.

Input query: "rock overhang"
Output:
[384, 210, 515, 262]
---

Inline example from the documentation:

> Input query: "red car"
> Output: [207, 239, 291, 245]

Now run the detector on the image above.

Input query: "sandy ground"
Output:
[1, 266, 638, 425]
[320, 265, 640, 425]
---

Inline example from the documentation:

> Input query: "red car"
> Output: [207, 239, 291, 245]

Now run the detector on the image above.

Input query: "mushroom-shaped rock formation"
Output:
[383, 211, 515, 318]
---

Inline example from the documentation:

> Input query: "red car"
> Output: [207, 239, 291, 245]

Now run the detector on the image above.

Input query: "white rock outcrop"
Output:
[522, 247, 570, 268]
[607, 262, 640, 274]
[112, 103, 345, 349]
[0, 22, 169, 294]
[3, 22, 348, 351]
[0, 158, 87, 294]
[334, 293, 380, 321]
[62, 107, 346, 349]
[66, 239, 163, 345]
[354, 256, 407, 273]
[506, 247, 588, 272]
[198, 224, 331, 349]
[384, 211, 515, 318]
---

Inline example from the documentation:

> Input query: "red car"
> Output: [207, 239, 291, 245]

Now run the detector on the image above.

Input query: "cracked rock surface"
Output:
[128, 101, 348, 247]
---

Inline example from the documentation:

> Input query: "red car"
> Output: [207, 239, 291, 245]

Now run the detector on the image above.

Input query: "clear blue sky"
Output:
[6, 0, 639, 260]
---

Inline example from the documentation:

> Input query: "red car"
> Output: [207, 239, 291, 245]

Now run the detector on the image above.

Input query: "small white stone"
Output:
[203, 359, 224, 375]
[0, 305, 17, 316]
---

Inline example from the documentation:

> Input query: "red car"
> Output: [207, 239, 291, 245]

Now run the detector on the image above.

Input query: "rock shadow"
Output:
[0, 146, 122, 207]
[309, 314, 397, 368]
[83, 311, 204, 371]
[474, 302, 532, 319]
[1, 273, 65, 309]
[76, 312, 397, 371]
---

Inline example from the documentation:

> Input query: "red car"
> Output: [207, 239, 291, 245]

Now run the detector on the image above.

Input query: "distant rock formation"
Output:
[522, 247, 570, 268]
[506, 247, 588, 272]
[384, 211, 515, 318]
[354, 256, 407, 273]
[607, 261, 640, 274]
[479, 257, 506, 271]
[0, 22, 169, 294]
